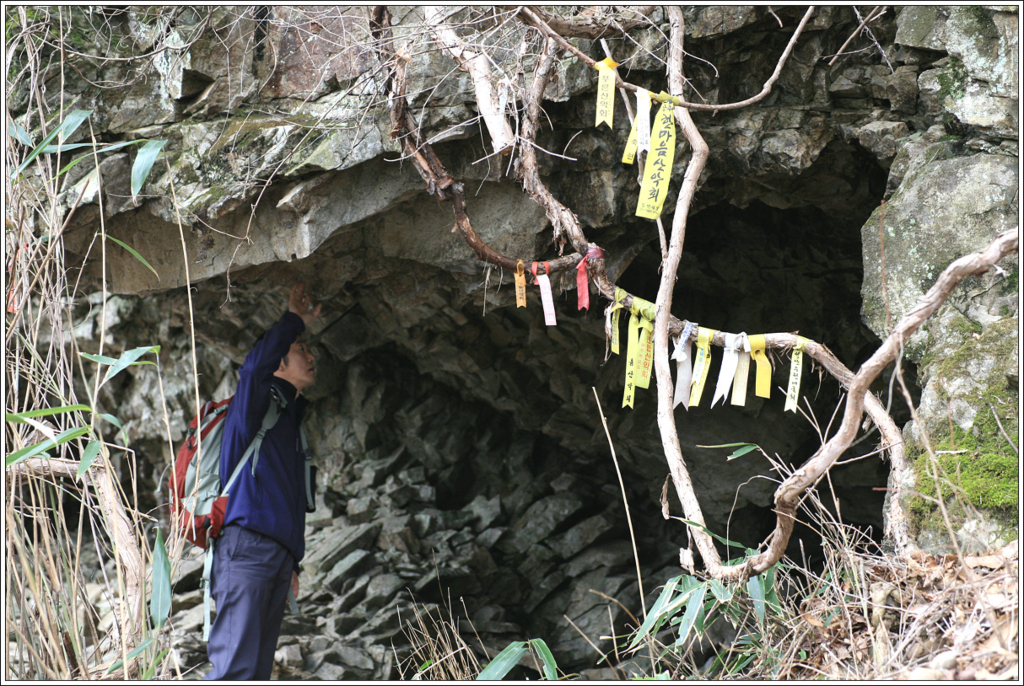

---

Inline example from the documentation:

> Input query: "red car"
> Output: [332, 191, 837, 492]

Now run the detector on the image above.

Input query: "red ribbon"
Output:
[576, 256, 589, 311]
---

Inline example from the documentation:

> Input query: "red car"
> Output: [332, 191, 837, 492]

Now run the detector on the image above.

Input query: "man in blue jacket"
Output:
[205, 284, 321, 680]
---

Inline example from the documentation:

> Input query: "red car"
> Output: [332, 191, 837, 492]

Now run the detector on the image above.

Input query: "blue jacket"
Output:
[220, 311, 308, 572]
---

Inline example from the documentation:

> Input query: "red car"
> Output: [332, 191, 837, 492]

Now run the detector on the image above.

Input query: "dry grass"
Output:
[5, 8, 177, 679]
[397, 599, 483, 680]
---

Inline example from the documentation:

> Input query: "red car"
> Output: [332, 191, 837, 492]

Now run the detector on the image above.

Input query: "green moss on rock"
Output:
[906, 316, 1019, 549]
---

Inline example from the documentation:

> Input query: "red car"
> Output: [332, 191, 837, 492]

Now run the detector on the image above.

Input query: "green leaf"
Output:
[11, 119, 33, 145]
[98, 413, 123, 429]
[131, 139, 167, 199]
[78, 440, 103, 478]
[696, 442, 761, 460]
[673, 583, 707, 648]
[107, 636, 153, 674]
[82, 352, 119, 366]
[102, 345, 161, 385]
[16, 109, 92, 175]
[629, 577, 680, 649]
[726, 445, 759, 460]
[6, 426, 91, 467]
[6, 404, 92, 423]
[102, 234, 159, 280]
[151, 529, 172, 629]
[141, 648, 170, 680]
[763, 565, 781, 612]
[477, 641, 528, 680]
[748, 573, 766, 625]
[529, 638, 558, 680]
[727, 652, 756, 675]
[709, 578, 733, 604]
[677, 519, 746, 549]
[55, 140, 141, 179]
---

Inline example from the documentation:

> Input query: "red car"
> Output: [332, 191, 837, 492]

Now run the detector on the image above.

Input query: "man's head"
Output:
[273, 340, 316, 393]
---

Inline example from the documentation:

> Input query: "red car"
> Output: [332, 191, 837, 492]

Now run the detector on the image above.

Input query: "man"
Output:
[205, 284, 321, 680]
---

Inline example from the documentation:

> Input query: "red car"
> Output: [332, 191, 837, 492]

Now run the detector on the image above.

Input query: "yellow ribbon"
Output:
[785, 336, 809, 413]
[610, 287, 626, 355]
[636, 99, 676, 220]
[688, 327, 717, 407]
[731, 333, 751, 407]
[594, 57, 619, 129]
[749, 334, 771, 399]
[621, 291, 655, 408]
[623, 312, 639, 408]
[634, 306, 655, 390]
[514, 260, 526, 308]
[622, 118, 638, 164]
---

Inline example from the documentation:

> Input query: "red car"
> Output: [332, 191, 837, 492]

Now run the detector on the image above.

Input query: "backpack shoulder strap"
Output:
[219, 390, 284, 497]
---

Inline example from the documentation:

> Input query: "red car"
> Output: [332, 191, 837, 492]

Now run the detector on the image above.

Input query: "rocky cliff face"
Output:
[12, 5, 1017, 678]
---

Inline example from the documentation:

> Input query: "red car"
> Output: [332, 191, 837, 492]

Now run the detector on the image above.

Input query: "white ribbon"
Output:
[672, 322, 694, 409]
[636, 88, 651, 153]
[731, 333, 751, 406]
[712, 332, 742, 407]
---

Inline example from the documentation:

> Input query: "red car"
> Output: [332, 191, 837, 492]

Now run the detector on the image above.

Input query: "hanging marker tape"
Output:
[731, 333, 751, 406]
[636, 88, 652, 154]
[623, 309, 640, 408]
[515, 260, 527, 308]
[785, 336, 808, 413]
[576, 254, 589, 311]
[532, 262, 557, 326]
[594, 57, 619, 129]
[635, 314, 654, 390]
[688, 327, 716, 407]
[621, 292, 656, 407]
[712, 333, 742, 407]
[748, 334, 771, 399]
[672, 322, 694, 409]
[622, 118, 638, 165]
[610, 288, 626, 354]
[635, 100, 676, 220]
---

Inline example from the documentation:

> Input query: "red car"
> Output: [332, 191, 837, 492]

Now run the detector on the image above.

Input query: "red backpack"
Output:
[168, 396, 235, 549]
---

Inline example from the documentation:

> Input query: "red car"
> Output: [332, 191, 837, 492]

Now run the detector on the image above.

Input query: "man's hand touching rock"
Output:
[289, 284, 321, 327]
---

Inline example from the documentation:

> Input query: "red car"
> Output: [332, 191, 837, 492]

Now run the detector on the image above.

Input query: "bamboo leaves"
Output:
[5, 426, 91, 467]
[131, 139, 167, 199]
[14, 109, 92, 176]
[10, 110, 167, 203]
[476, 638, 558, 680]
[151, 530, 172, 629]
[82, 345, 161, 387]
[102, 234, 160, 279]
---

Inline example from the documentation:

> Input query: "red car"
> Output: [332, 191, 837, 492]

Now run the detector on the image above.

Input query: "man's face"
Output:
[275, 341, 316, 391]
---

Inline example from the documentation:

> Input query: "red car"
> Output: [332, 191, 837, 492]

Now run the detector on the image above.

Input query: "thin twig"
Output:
[593, 388, 647, 620]
[988, 403, 1018, 456]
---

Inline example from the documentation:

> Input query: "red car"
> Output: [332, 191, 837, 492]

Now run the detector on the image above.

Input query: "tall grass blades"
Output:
[5, 7, 174, 678]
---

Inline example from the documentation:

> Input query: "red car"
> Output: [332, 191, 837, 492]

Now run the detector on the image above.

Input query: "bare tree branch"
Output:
[649, 5, 730, 578]
[423, 6, 514, 156]
[746, 228, 1019, 575]
[522, 5, 656, 40]
[519, 6, 816, 112]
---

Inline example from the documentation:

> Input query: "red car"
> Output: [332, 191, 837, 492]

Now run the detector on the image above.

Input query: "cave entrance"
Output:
[613, 147, 908, 569]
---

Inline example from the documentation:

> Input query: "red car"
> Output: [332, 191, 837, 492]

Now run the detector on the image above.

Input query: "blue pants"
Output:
[205, 525, 293, 680]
